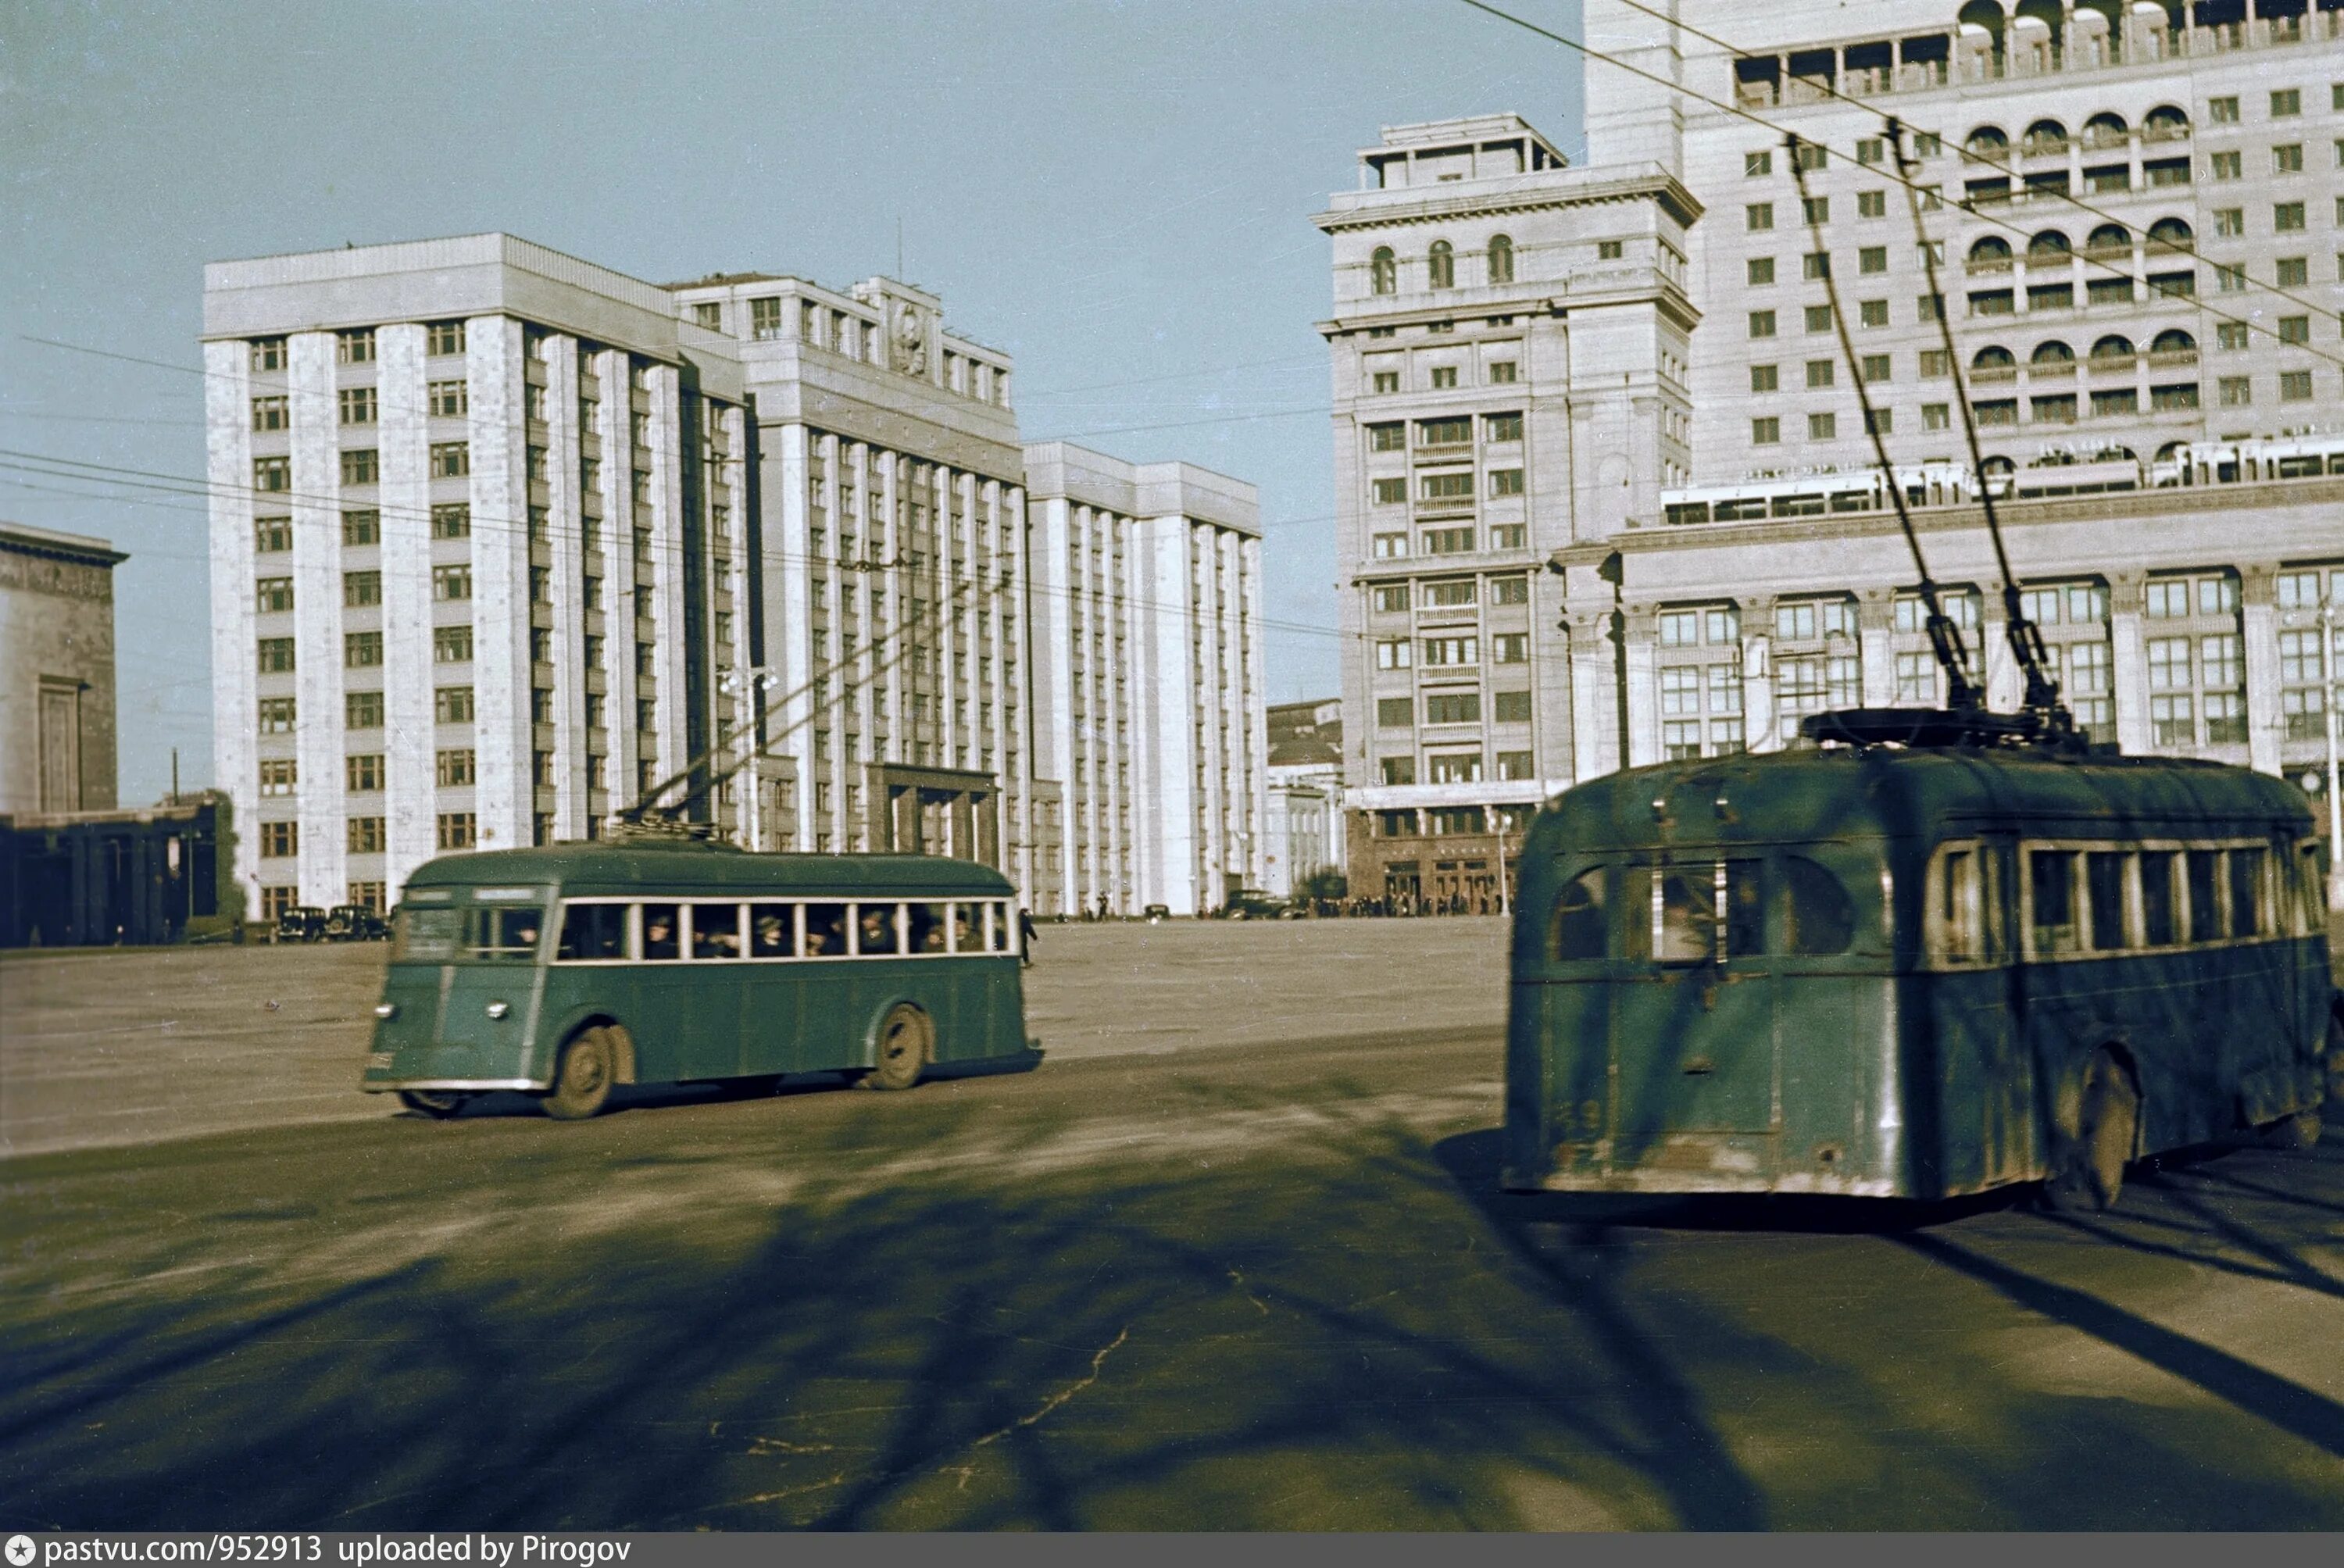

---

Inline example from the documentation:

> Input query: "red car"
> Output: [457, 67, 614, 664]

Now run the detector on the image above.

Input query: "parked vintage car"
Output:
[325, 904, 389, 941]
[1142, 903, 1172, 925]
[1220, 888, 1288, 921]
[274, 905, 327, 943]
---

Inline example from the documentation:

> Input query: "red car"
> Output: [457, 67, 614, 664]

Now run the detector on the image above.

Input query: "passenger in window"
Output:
[858, 905, 899, 955]
[952, 903, 980, 953]
[803, 904, 847, 955]
[751, 908, 791, 957]
[909, 903, 948, 953]
[642, 905, 681, 960]
[694, 906, 741, 959]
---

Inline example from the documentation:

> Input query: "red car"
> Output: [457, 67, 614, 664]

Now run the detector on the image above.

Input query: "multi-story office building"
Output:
[1265, 698, 1346, 901]
[1315, 114, 1702, 905]
[1024, 441, 1267, 916]
[206, 235, 750, 921]
[206, 234, 1266, 921]
[1324, 16, 2344, 900]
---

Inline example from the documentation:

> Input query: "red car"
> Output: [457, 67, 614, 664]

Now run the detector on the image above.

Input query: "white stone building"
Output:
[1, 523, 123, 816]
[205, 234, 1268, 921]
[1323, 12, 2344, 899]
[1024, 442, 1267, 916]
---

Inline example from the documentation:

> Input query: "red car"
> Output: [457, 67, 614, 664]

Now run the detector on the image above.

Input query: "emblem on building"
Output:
[891, 305, 927, 377]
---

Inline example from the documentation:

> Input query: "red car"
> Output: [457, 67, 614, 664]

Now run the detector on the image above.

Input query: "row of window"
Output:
[249, 384, 471, 431]
[1649, 577, 2268, 647]
[1364, 413, 1524, 449]
[529, 898, 1019, 963]
[254, 508, 472, 552]
[1370, 524, 1529, 559]
[1365, 361, 1518, 395]
[1369, 576, 1531, 612]
[1934, 838, 2325, 967]
[1749, 384, 2222, 444]
[1377, 751, 1537, 785]
[248, 323, 459, 373]
[256, 813, 477, 859]
[1373, 633, 1531, 670]
[251, 445, 469, 492]
[1548, 856, 1859, 965]
[1368, 469, 1525, 504]
[1377, 690, 1535, 727]
[255, 750, 481, 798]
[1367, 234, 1517, 295]
[254, 568, 474, 615]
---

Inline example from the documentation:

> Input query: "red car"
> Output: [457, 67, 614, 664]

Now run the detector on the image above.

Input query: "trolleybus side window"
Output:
[1550, 869, 1609, 960]
[1932, 845, 1984, 963]
[2139, 851, 2178, 947]
[854, 902, 905, 957]
[641, 903, 682, 961]
[472, 905, 545, 962]
[2299, 842, 2328, 935]
[2030, 850, 2079, 955]
[691, 902, 743, 960]
[2227, 847, 2264, 938]
[908, 902, 949, 954]
[750, 903, 795, 957]
[1722, 861, 1763, 959]
[395, 904, 462, 961]
[984, 902, 1013, 953]
[951, 902, 981, 954]
[1780, 855, 1855, 955]
[803, 903, 848, 955]
[2185, 850, 2222, 942]
[558, 902, 628, 961]
[2086, 851, 2128, 952]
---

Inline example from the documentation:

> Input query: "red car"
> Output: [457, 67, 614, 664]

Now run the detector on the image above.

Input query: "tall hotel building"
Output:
[1327, 4, 2344, 902]
[205, 235, 1263, 921]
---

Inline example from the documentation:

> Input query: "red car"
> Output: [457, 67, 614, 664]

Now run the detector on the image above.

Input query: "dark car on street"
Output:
[274, 905, 327, 943]
[1220, 888, 1287, 921]
[324, 904, 388, 941]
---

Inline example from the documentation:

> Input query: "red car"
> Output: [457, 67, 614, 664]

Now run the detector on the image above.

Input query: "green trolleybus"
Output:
[363, 843, 1038, 1120]
[1503, 737, 2335, 1209]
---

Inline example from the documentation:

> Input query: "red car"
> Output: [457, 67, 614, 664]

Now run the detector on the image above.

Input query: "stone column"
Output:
[1567, 608, 1618, 779]
[1981, 582, 2024, 712]
[2241, 565, 2283, 775]
[1740, 597, 1778, 752]
[2109, 572, 2152, 754]
[1623, 604, 1661, 768]
[1856, 590, 1898, 706]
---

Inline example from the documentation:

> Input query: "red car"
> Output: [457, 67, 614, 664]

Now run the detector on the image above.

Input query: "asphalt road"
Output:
[4, 920, 2343, 1529]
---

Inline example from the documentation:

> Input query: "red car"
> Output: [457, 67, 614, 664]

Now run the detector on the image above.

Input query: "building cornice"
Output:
[0, 524, 127, 569]
[1313, 169, 1704, 234]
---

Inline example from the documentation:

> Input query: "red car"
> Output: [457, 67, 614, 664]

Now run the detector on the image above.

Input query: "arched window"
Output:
[2021, 118, 2068, 155]
[2146, 216, 2194, 252]
[2085, 222, 2131, 254]
[2030, 339, 2075, 365]
[2089, 334, 2135, 361]
[2027, 230, 2071, 259]
[1428, 240, 1455, 290]
[1964, 124, 2009, 159]
[2149, 328, 2196, 354]
[2081, 111, 2129, 149]
[2142, 104, 2190, 141]
[1973, 345, 2017, 370]
[1488, 234, 1514, 285]
[1968, 236, 2013, 270]
[1370, 247, 1396, 295]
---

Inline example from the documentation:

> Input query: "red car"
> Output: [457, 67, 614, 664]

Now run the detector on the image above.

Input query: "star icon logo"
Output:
[6, 1535, 37, 1567]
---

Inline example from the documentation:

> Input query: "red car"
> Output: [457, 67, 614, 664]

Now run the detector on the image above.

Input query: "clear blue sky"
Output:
[1, 0, 1583, 804]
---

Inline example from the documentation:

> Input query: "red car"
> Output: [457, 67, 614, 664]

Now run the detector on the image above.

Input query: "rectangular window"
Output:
[1371, 477, 1406, 505]
[1488, 467, 1524, 497]
[2271, 88, 2301, 117]
[2279, 315, 2311, 345]
[1367, 422, 1405, 452]
[2277, 256, 2310, 286]
[1431, 366, 1458, 389]
[1372, 533, 1408, 559]
[1374, 638, 1412, 670]
[1858, 190, 1887, 218]
[345, 752, 384, 793]
[1380, 756, 1415, 785]
[253, 455, 291, 493]
[1419, 471, 1474, 501]
[2150, 693, 2195, 746]
[2219, 375, 2253, 407]
[436, 748, 477, 786]
[1424, 692, 1481, 725]
[2281, 370, 2314, 402]
[1427, 752, 1482, 784]
[341, 448, 378, 486]
[255, 516, 291, 552]
[434, 687, 475, 724]
[434, 625, 473, 663]
[250, 395, 288, 431]
[427, 320, 465, 357]
[1748, 309, 1777, 338]
[1423, 578, 1476, 608]
[1418, 416, 1474, 446]
[1494, 690, 1533, 723]
[423, 502, 470, 539]
[432, 564, 473, 602]
[2275, 143, 2305, 174]
[2210, 96, 2241, 123]
[436, 813, 477, 851]
[430, 441, 470, 478]
[1488, 361, 1518, 384]
[427, 380, 468, 417]
[1747, 257, 1776, 286]
[259, 821, 298, 859]
[2276, 202, 2307, 232]
[1752, 416, 1781, 445]
[1802, 196, 1829, 226]
[338, 387, 377, 426]
[1804, 304, 1834, 333]
[1422, 635, 1478, 666]
[1746, 202, 1774, 231]
[341, 570, 381, 607]
[341, 631, 381, 669]
[1750, 364, 1778, 392]
[1492, 632, 1528, 664]
[259, 697, 297, 732]
[2212, 151, 2242, 180]
[1807, 412, 1837, 440]
[1805, 359, 1835, 389]
[1377, 696, 1413, 728]
[250, 338, 285, 372]
[2030, 849, 2078, 955]
[1865, 408, 1894, 435]
[258, 757, 297, 796]
[335, 328, 375, 365]
[2228, 848, 2265, 937]
[1803, 252, 1831, 280]
[1745, 150, 1772, 177]
[1485, 413, 1524, 442]
[2218, 321, 2253, 351]
[347, 817, 386, 855]
[1858, 245, 1887, 276]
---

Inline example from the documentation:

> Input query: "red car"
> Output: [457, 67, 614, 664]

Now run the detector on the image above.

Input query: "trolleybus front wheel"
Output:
[2046, 1051, 2138, 1213]
[863, 1004, 932, 1092]
[398, 1090, 473, 1120]
[541, 1027, 618, 1120]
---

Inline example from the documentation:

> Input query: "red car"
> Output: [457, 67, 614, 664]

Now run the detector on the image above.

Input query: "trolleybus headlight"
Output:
[485, 1001, 511, 1020]
[373, 1002, 398, 1020]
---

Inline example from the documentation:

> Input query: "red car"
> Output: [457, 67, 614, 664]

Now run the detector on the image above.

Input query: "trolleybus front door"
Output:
[1611, 860, 1778, 1148]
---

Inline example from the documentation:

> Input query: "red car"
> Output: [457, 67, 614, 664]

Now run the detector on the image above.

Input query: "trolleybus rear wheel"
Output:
[863, 1004, 931, 1092]
[398, 1090, 472, 1120]
[542, 1027, 617, 1120]
[2046, 1051, 2137, 1213]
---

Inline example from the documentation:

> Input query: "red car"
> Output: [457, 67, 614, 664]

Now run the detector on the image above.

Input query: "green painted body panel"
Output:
[1505, 745, 2331, 1198]
[361, 846, 1031, 1095]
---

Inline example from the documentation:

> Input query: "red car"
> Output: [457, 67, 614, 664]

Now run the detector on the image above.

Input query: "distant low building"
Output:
[0, 793, 230, 948]
[1266, 699, 1346, 899]
[1, 522, 124, 818]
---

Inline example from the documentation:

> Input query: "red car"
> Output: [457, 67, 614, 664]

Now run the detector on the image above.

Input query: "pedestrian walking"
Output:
[1018, 906, 1038, 967]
